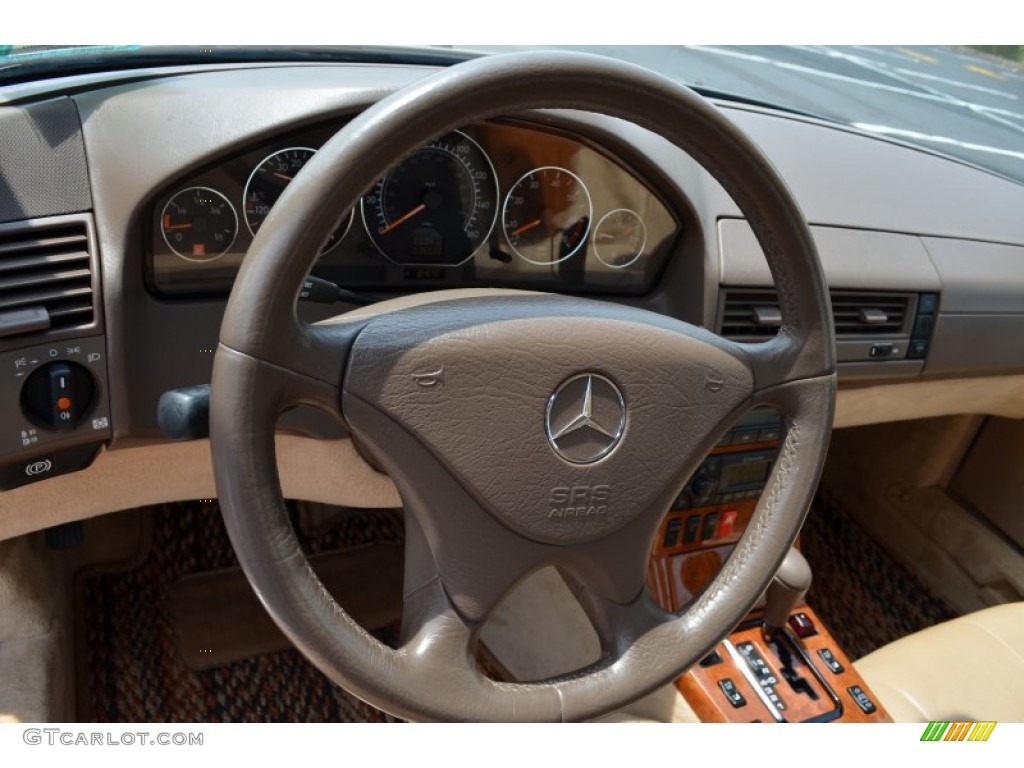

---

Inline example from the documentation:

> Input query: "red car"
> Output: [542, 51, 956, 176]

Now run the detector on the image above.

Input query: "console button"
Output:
[718, 508, 738, 537]
[818, 648, 845, 674]
[788, 612, 817, 638]
[718, 678, 747, 708]
[699, 650, 723, 668]
[918, 293, 938, 315]
[701, 512, 720, 541]
[847, 685, 877, 714]
[682, 515, 701, 544]
[0, 444, 101, 491]
[662, 518, 682, 548]
[907, 339, 928, 359]
[869, 342, 895, 358]
[913, 315, 934, 338]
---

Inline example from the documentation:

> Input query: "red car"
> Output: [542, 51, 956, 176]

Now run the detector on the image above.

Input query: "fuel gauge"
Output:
[161, 186, 238, 262]
[594, 208, 646, 269]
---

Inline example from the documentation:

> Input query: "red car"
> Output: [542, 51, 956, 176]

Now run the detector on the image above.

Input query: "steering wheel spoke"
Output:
[564, 571, 675, 659]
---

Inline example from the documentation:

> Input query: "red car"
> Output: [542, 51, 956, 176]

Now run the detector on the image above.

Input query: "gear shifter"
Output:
[761, 548, 820, 701]
[762, 547, 812, 636]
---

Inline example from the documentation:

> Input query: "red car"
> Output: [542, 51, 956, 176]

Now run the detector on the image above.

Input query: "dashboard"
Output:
[2, 57, 1024, 543]
[149, 120, 678, 297]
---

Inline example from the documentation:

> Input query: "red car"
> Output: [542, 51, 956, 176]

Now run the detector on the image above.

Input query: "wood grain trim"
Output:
[676, 607, 892, 723]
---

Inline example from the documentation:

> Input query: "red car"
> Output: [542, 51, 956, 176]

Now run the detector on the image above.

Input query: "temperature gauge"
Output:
[594, 208, 646, 268]
[161, 187, 238, 262]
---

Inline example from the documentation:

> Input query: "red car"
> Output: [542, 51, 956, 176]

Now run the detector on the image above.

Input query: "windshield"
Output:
[2, 44, 1022, 184]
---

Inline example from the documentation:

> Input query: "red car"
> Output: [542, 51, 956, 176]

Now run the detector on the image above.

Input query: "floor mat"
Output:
[801, 497, 959, 661]
[77, 501, 403, 723]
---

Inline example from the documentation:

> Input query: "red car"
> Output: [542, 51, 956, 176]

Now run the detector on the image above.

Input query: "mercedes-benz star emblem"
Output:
[545, 374, 626, 464]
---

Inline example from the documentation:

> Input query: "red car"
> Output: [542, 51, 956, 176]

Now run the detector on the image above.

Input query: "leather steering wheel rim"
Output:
[210, 51, 836, 722]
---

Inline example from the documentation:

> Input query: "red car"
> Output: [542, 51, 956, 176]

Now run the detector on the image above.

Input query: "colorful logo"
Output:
[920, 721, 996, 741]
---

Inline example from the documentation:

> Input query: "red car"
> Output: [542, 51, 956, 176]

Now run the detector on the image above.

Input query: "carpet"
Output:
[801, 497, 959, 661]
[77, 500, 403, 722]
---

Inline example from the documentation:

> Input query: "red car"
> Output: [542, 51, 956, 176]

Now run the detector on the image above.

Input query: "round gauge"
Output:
[502, 167, 592, 265]
[243, 147, 353, 254]
[594, 208, 647, 268]
[361, 130, 498, 266]
[161, 186, 238, 262]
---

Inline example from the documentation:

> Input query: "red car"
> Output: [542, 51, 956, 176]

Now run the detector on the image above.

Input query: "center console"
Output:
[647, 409, 892, 722]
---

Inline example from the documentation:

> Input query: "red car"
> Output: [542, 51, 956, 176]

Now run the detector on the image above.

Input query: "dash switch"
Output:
[20, 361, 96, 432]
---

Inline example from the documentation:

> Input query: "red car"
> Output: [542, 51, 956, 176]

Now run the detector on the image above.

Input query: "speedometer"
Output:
[361, 131, 498, 266]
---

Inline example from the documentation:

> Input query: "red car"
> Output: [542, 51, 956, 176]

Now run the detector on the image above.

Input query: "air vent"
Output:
[720, 289, 912, 340]
[0, 221, 93, 339]
[831, 292, 909, 335]
[720, 289, 781, 339]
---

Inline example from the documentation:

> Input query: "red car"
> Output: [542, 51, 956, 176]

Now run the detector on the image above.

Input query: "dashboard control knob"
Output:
[20, 361, 96, 432]
[690, 476, 715, 501]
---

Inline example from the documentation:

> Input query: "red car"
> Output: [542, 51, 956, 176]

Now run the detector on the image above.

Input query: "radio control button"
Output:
[690, 476, 714, 502]
[683, 515, 701, 544]
[662, 518, 682, 548]
[701, 511, 720, 541]
[718, 508, 738, 537]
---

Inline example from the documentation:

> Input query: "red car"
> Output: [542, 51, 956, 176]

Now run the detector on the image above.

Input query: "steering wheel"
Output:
[210, 51, 836, 722]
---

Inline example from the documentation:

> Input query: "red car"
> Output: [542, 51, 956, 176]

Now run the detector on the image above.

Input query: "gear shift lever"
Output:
[762, 547, 812, 636]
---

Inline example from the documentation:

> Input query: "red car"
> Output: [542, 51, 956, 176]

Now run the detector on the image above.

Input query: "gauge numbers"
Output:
[160, 187, 238, 262]
[243, 147, 352, 254]
[502, 167, 592, 265]
[362, 130, 498, 266]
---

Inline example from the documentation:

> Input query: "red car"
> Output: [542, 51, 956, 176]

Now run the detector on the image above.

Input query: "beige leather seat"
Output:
[855, 602, 1024, 722]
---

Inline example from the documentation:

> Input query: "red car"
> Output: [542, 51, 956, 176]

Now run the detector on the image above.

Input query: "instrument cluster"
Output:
[149, 120, 680, 296]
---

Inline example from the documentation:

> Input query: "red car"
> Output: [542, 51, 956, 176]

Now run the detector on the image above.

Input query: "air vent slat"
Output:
[0, 250, 89, 275]
[0, 220, 94, 337]
[721, 289, 911, 340]
[46, 302, 93, 320]
[0, 267, 92, 292]
[0, 285, 92, 313]
[0, 232, 88, 257]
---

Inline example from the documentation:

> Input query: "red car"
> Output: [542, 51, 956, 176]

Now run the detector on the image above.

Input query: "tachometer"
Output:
[160, 186, 238, 262]
[361, 130, 498, 266]
[243, 147, 353, 253]
[502, 167, 592, 265]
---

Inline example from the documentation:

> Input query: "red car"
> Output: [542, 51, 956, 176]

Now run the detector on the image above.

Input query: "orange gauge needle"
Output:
[273, 172, 294, 182]
[598, 227, 634, 241]
[378, 203, 426, 235]
[509, 218, 541, 237]
[163, 214, 193, 231]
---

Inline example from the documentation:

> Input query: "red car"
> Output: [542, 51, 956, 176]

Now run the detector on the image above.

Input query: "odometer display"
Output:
[361, 131, 498, 266]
